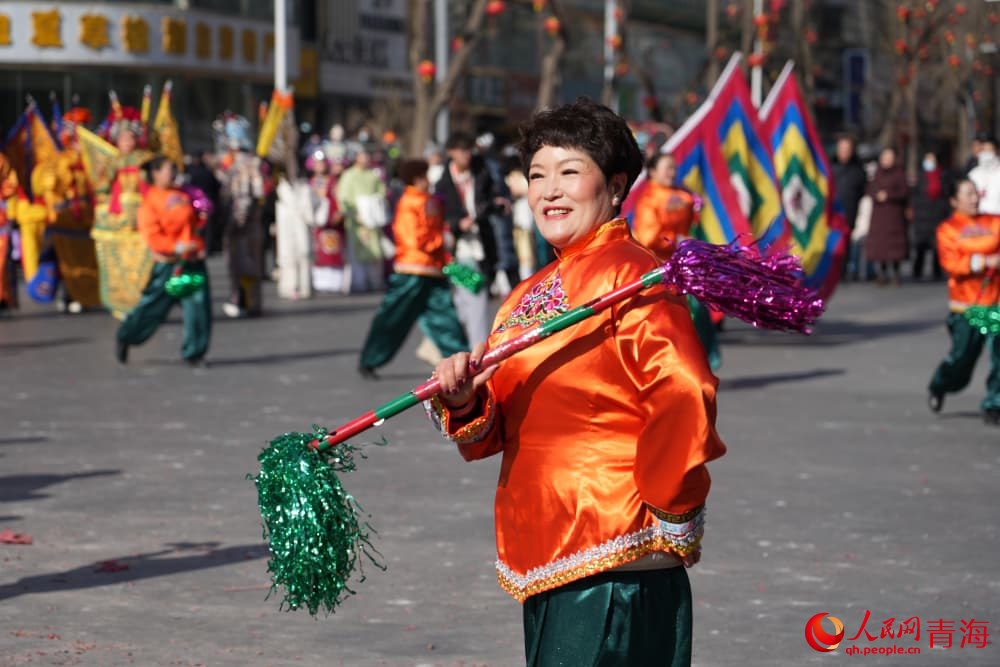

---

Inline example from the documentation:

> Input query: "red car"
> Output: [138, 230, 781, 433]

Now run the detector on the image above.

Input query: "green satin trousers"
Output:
[523, 567, 693, 667]
[117, 261, 212, 361]
[359, 273, 468, 369]
[929, 312, 1000, 410]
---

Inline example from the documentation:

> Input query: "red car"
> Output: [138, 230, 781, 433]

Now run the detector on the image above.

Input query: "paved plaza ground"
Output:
[1, 262, 997, 666]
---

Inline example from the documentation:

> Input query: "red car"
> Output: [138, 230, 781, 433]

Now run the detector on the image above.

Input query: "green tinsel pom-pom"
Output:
[965, 306, 1000, 336]
[165, 272, 206, 298]
[444, 262, 486, 294]
[251, 427, 383, 615]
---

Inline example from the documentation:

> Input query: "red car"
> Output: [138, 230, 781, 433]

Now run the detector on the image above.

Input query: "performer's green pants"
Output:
[688, 295, 721, 371]
[360, 273, 468, 369]
[928, 312, 1000, 410]
[117, 261, 212, 361]
[523, 567, 693, 667]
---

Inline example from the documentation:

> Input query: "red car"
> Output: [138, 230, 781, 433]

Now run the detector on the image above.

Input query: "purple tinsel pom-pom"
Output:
[180, 184, 215, 219]
[663, 239, 825, 333]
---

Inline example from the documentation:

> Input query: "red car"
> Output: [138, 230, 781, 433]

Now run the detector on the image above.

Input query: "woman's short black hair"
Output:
[645, 152, 673, 172]
[142, 154, 173, 182]
[516, 97, 643, 193]
[445, 131, 475, 151]
[397, 158, 429, 186]
[947, 175, 974, 201]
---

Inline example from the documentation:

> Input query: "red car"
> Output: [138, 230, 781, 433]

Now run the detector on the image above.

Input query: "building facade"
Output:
[0, 1, 303, 151]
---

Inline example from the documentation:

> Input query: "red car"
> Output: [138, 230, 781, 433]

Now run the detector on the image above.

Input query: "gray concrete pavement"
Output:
[1, 261, 997, 666]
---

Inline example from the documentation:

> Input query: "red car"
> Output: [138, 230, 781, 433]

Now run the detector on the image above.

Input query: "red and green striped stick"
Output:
[311, 265, 666, 452]
[310, 237, 824, 452]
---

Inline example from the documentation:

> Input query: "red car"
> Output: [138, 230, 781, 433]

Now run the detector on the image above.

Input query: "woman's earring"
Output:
[611, 194, 620, 205]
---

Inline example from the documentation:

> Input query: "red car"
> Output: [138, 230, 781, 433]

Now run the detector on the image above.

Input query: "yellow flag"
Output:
[256, 89, 293, 159]
[152, 80, 184, 171]
[75, 125, 119, 192]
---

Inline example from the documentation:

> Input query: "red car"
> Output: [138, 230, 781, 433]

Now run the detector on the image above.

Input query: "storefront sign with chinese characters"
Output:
[0, 3, 299, 79]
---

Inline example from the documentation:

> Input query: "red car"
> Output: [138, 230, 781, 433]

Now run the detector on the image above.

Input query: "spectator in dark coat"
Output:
[434, 132, 509, 344]
[866, 147, 910, 286]
[187, 150, 223, 254]
[910, 151, 950, 281]
[831, 136, 868, 280]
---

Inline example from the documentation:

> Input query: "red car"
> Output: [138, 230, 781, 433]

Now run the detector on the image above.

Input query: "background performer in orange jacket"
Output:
[632, 152, 720, 370]
[358, 159, 468, 378]
[116, 155, 211, 366]
[927, 177, 1000, 424]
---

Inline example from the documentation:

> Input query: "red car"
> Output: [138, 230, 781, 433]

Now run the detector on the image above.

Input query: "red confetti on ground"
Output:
[0, 529, 33, 545]
[94, 560, 130, 573]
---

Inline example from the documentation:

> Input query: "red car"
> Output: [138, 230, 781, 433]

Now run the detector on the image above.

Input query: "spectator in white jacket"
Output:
[968, 137, 1000, 215]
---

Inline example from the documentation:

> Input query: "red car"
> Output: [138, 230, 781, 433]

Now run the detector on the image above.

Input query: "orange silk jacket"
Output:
[392, 186, 448, 277]
[632, 182, 699, 258]
[936, 212, 1000, 311]
[137, 186, 203, 258]
[426, 219, 726, 601]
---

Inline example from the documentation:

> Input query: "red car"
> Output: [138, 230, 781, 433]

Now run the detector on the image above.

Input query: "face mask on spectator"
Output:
[922, 158, 936, 172]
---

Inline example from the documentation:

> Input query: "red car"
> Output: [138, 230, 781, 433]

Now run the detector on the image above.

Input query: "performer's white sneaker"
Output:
[222, 302, 241, 319]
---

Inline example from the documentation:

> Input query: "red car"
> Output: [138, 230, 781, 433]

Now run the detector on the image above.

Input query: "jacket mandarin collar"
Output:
[554, 218, 629, 262]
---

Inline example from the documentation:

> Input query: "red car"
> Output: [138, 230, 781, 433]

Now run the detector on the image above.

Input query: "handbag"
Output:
[356, 193, 389, 229]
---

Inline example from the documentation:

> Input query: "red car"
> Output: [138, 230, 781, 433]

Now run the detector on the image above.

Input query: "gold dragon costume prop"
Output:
[27, 107, 102, 308]
[78, 85, 183, 318]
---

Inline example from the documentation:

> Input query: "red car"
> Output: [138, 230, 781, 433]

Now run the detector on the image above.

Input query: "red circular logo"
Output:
[805, 612, 845, 652]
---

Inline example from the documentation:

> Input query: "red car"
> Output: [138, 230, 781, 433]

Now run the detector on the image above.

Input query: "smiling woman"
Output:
[428, 98, 726, 666]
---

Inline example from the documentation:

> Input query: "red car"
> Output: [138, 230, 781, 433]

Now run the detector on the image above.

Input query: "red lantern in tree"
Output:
[748, 52, 765, 67]
[948, 54, 961, 68]
[486, 1, 506, 17]
[450, 36, 464, 51]
[954, 3, 967, 16]
[966, 34, 977, 48]
[918, 45, 929, 60]
[947, 14, 958, 25]
[684, 91, 699, 106]
[991, 13, 1000, 25]
[532, 0, 546, 12]
[608, 34, 623, 50]
[804, 28, 817, 44]
[543, 16, 561, 36]
[714, 46, 729, 60]
[615, 62, 630, 76]
[417, 59, 436, 83]
[725, 3, 740, 19]
[897, 6, 909, 21]
[897, 75, 910, 87]
[974, 59, 984, 72]
[614, 6, 624, 21]
[894, 38, 908, 54]
[769, 0, 786, 13]
[944, 30, 955, 44]
[913, 7, 926, 19]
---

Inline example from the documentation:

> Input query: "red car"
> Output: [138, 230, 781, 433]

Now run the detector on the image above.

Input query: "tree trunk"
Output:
[904, 59, 920, 184]
[407, 0, 490, 156]
[740, 0, 753, 64]
[790, 0, 815, 107]
[536, 0, 568, 111]
[706, 0, 720, 87]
